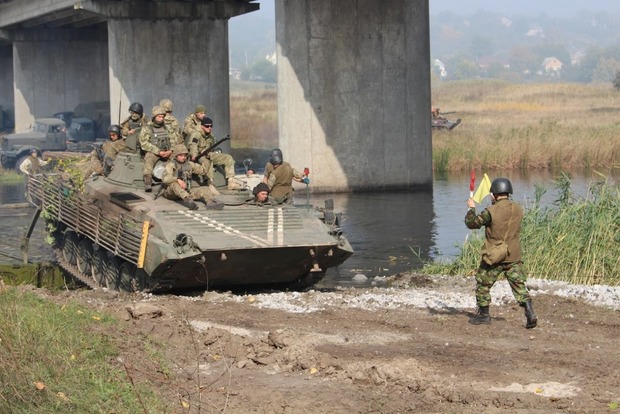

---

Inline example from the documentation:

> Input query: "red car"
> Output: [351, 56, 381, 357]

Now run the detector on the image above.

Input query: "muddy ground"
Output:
[28, 273, 620, 413]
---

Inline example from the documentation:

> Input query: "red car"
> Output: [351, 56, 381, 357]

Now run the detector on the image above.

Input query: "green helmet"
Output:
[151, 105, 166, 118]
[172, 144, 189, 156]
[159, 99, 173, 112]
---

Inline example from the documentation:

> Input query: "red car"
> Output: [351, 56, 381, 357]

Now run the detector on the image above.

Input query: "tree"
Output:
[613, 71, 620, 90]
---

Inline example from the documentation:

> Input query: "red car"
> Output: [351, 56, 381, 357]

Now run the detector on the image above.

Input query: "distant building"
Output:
[542, 57, 563, 73]
[432, 59, 447, 79]
[229, 67, 242, 80]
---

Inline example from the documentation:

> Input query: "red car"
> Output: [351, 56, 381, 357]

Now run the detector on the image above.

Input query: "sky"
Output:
[429, 0, 620, 17]
[243, 0, 620, 20]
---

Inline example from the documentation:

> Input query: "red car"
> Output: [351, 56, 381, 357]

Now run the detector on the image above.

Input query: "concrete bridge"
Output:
[0, 0, 431, 192]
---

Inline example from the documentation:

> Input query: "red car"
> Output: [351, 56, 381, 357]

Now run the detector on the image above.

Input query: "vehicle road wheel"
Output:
[91, 248, 109, 287]
[104, 256, 121, 291]
[62, 231, 78, 266]
[118, 261, 140, 292]
[76, 239, 94, 275]
[14, 155, 29, 174]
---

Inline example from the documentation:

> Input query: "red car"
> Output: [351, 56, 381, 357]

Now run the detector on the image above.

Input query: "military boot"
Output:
[469, 306, 491, 325]
[144, 175, 153, 192]
[521, 301, 537, 329]
[227, 177, 241, 190]
[182, 198, 198, 210]
[205, 201, 225, 210]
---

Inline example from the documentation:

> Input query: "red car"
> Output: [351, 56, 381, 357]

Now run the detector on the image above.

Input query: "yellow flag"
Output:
[473, 173, 491, 204]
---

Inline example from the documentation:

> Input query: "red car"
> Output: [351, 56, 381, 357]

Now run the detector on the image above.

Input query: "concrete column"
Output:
[12, 28, 108, 131]
[276, 0, 432, 192]
[108, 18, 231, 149]
[0, 45, 14, 130]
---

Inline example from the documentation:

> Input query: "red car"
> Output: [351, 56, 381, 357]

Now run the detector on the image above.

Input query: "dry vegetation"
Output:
[229, 80, 278, 150]
[230, 79, 620, 173]
[432, 80, 620, 172]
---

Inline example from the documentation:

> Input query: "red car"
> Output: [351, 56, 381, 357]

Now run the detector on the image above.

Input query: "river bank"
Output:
[3, 273, 619, 413]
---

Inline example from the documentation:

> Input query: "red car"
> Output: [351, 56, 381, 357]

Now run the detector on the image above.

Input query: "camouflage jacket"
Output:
[138, 122, 182, 154]
[183, 113, 202, 140]
[164, 114, 181, 135]
[188, 130, 215, 159]
[120, 114, 147, 137]
[162, 159, 208, 186]
[102, 138, 128, 160]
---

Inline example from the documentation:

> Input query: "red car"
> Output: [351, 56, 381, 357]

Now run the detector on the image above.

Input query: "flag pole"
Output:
[469, 169, 475, 198]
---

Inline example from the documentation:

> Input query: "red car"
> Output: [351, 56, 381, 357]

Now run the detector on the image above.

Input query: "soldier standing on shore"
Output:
[465, 177, 537, 329]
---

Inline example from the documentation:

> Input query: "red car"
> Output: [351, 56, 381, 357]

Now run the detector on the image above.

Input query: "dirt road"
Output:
[36, 273, 620, 413]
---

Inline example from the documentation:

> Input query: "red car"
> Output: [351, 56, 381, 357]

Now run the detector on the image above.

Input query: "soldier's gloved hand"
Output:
[302, 177, 310, 185]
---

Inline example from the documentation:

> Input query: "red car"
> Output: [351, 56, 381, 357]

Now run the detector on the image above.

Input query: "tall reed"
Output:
[422, 174, 620, 285]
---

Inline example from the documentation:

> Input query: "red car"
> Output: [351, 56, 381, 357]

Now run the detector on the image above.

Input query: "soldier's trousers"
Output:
[162, 182, 215, 202]
[143, 152, 165, 177]
[208, 152, 235, 179]
[474, 261, 531, 307]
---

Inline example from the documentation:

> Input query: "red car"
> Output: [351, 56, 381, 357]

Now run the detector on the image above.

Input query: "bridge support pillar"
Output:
[0, 45, 13, 130]
[276, 0, 432, 192]
[107, 18, 231, 146]
[12, 28, 108, 131]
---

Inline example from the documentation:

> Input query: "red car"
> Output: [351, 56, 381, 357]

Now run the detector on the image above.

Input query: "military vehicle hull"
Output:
[26, 153, 353, 292]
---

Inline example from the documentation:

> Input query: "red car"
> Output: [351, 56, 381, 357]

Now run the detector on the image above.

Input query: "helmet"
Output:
[128, 102, 143, 115]
[159, 98, 173, 112]
[172, 144, 189, 156]
[151, 105, 166, 118]
[253, 182, 270, 196]
[269, 148, 283, 166]
[490, 178, 513, 195]
[108, 124, 121, 135]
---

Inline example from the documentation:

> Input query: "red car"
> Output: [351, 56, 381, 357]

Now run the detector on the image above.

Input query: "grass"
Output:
[0, 287, 165, 413]
[431, 80, 620, 173]
[422, 174, 620, 285]
[228, 79, 620, 174]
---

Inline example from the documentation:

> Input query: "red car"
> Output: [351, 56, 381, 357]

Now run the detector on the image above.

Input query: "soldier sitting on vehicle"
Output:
[188, 116, 241, 190]
[247, 182, 272, 206]
[160, 144, 224, 210]
[120, 102, 147, 153]
[79, 124, 127, 179]
[431, 106, 462, 131]
[262, 148, 308, 205]
[138, 106, 182, 192]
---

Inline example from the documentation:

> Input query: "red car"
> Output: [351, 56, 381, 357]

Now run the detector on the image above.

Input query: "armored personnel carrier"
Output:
[25, 152, 353, 292]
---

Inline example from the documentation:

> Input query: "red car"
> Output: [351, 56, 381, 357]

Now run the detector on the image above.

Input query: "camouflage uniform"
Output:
[188, 129, 236, 183]
[183, 111, 205, 144]
[464, 198, 531, 307]
[263, 161, 303, 205]
[139, 121, 182, 178]
[120, 114, 147, 153]
[164, 114, 181, 135]
[79, 138, 128, 178]
[161, 158, 215, 204]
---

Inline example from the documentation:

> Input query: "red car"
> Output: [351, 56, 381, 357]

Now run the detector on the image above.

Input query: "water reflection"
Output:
[0, 170, 616, 288]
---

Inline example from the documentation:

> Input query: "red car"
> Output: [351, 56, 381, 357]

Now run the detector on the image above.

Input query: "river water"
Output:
[0, 169, 615, 288]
